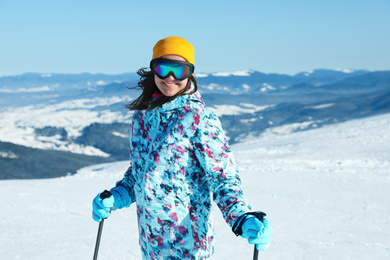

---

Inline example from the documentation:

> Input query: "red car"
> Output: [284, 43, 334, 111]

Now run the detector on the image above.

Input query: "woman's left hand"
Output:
[241, 216, 271, 251]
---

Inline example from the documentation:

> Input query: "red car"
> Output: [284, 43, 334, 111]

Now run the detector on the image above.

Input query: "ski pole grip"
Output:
[99, 190, 115, 213]
[100, 190, 112, 199]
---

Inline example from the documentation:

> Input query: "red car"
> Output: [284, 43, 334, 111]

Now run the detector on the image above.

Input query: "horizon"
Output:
[0, 67, 380, 78]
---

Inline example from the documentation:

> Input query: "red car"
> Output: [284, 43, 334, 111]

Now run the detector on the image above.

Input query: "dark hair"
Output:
[126, 68, 198, 111]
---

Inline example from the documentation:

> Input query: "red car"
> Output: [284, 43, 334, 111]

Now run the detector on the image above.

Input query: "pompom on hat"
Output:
[152, 36, 195, 65]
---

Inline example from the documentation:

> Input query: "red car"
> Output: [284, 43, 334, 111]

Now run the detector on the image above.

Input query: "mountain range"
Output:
[1, 68, 389, 179]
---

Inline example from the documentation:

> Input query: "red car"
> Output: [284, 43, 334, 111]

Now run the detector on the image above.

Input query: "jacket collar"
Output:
[158, 84, 204, 112]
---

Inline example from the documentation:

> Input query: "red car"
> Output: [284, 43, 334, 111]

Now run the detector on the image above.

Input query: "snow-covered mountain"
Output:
[1, 69, 389, 179]
[1, 113, 389, 259]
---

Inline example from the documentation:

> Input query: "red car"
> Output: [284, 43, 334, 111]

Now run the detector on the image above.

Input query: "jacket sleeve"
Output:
[193, 109, 253, 227]
[112, 164, 136, 209]
[112, 115, 137, 209]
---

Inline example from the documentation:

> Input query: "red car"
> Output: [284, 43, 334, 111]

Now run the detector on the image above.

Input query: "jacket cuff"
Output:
[227, 204, 254, 228]
[110, 186, 133, 209]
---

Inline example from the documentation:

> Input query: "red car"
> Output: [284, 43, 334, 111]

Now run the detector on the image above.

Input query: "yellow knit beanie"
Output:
[152, 36, 195, 65]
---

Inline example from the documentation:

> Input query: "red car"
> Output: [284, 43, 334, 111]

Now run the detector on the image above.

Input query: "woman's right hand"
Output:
[92, 190, 115, 222]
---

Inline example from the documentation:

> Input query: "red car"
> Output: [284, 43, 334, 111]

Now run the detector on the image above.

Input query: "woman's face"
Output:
[154, 54, 189, 97]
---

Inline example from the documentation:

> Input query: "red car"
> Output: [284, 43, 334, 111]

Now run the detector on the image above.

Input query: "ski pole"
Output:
[253, 245, 259, 260]
[93, 218, 105, 260]
[252, 212, 266, 260]
[93, 190, 113, 260]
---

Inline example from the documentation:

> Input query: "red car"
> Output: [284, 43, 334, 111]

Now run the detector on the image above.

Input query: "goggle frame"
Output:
[150, 58, 195, 81]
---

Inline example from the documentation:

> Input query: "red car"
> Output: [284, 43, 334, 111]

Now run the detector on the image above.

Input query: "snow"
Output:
[0, 86, 52, 93]
[212, 70, 252, 77]
[304, 70, 314, 76]
[200, 83, 230, 92]
[210, 103, 273, 116]
[96, 80, 107, 86]
[1, 113, 390, 259]
[260, 83, 276, 92]
[111, 131, 129, 139]
[194, 73, 209, 78]
[196, 71, 252, 77]
[334, 68, 355, 73]
[260, 121, 318, 136]
[242, 84, 250, 90]
[302, 68, 355, 76]
[0, 151, 18, 159]
[306, 103, 335, 110]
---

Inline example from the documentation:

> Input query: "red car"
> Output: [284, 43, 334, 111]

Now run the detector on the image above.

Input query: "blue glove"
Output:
[92, 186, 134, 222]
[241, 216, 271, 251]
[92, 190, 116, 222]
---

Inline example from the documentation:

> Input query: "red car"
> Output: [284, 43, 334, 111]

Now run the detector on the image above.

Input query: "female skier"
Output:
[92, 36, 271, 259]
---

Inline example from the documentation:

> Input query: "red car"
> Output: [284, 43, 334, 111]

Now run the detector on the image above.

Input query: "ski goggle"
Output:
[150, 58, 195, 81]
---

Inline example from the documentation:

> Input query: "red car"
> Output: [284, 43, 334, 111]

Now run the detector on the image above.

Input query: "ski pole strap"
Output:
[232, 211, 267, 237]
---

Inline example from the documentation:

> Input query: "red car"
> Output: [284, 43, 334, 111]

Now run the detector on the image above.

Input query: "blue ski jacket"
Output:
[111, 89, 253, 259]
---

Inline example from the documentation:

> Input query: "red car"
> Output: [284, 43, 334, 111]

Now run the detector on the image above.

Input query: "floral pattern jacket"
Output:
[112, 90, 253, 259]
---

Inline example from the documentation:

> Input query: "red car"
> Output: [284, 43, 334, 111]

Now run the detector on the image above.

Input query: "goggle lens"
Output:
[150, 58, 194, 81]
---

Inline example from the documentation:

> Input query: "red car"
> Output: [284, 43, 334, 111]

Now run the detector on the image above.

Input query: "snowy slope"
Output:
[1, 113, 389, 259]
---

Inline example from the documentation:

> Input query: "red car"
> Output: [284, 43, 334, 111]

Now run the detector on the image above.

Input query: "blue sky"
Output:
[1, 0, 389, 76]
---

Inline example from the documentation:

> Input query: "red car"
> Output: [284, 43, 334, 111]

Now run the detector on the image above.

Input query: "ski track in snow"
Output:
[1, 114, 390, 259]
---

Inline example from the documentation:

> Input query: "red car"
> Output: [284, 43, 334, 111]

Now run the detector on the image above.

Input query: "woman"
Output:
[92, 36, 271, 259]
